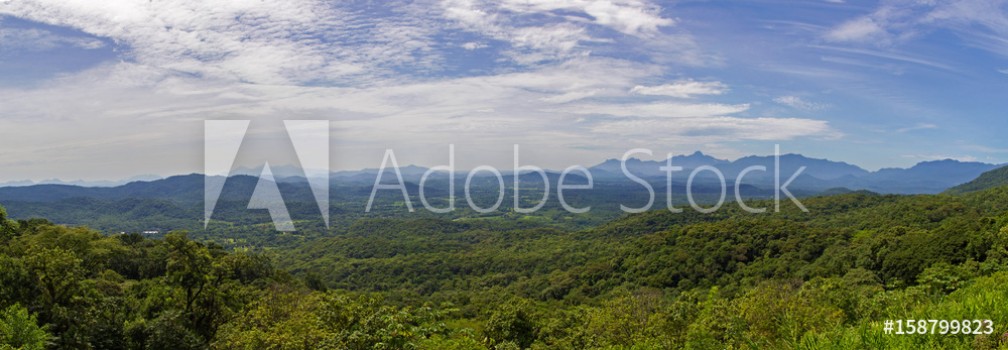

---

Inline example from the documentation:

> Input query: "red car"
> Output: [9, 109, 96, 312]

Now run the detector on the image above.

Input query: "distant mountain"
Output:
[0, 180, 35, 187]
[945, 165, 1008, 194]
[0, 174, 327, 231]
[2, 153, 999, 201]
[233, 164, 330, 183]
[0, 174, 164, 188]
[845, 159, 1001, 194]
[588, 152, 999, 194]
[330, 165, 431, 184]
[727, 154, 869, 180]
[590, 151, 867, 180]
[0, 174, 214, 203]
[591, 151, 729, 178]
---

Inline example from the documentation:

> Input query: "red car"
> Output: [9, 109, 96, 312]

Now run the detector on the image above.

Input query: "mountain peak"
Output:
[669, 150, 726, 165]
[908, 158, 991, 170]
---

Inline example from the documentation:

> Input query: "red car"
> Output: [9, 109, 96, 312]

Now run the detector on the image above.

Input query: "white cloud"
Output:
[505, 23, 590, 64]
[773, 95, 829, 111]
[439, 0, 690, 65]
[825, 17, 885, 42]
[811, 44, 958, 72]
[0, 0, 442, 85]
[825, 0, 1008, 58]
[0, 0, 701, 83]
[924, 0, 1008, 33]
[556, 102, 750, 118]
[0, 27, 105, 50]
[630, 80, 728, 98]
[496, 0, 674, 35]
[998, 68, 1008, 74]
[896, 123, 937, 133]
[540, 90, 599, 103]
[0, 1, 836, 181]
[590, 117, 834, 141]
[821, 2, 929, 46]
[461, 41, 486, 50]
[0, 56, 837, 179]
[0, 0, 697, 85]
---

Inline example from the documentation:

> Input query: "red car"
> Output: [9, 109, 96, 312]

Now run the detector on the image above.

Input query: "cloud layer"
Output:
[5, 0, 942, 180]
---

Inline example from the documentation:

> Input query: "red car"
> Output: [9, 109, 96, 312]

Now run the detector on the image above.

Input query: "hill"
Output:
[945, 165, 1008, 194]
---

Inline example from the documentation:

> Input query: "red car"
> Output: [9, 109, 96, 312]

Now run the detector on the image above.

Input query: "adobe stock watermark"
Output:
[366, 144, 808, 215]
[205, 121, 808, 232]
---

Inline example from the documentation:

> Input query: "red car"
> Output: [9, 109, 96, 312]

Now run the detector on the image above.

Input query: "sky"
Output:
[1, 0, 1007, 182]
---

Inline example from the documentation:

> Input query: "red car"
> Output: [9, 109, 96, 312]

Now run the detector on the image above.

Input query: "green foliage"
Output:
[213, 288, 459, 349]
[484, 301, 536, 349]
[0, 304, 50, 350]
[5, 183, 1008, 349]
[0, 206, 17, 242]
[127, 310, 205, 350]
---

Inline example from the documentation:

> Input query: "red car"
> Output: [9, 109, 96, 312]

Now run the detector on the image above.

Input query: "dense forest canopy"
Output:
[4, 183, 1008, 349]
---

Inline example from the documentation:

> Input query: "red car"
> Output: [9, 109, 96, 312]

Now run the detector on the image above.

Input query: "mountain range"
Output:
[1, 152, 1005, 234]
[589, 151, 1000, 194]
[0, 152, 1001, 198]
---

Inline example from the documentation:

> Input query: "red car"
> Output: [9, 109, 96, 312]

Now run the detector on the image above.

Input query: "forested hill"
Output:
[946, 165, 1008, 194]
[5, 182, 1008, 348]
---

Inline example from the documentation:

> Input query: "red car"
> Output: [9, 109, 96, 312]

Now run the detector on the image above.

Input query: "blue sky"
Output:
[1, 0, 1007, 181]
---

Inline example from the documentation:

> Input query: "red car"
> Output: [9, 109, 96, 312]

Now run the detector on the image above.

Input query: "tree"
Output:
[0, 304, 50, 350]
[0, 256, 30, 307]
[125, 310, 204, 350]
[212, 289, 330, 350]
[164, 231, 234, 343]
[23, 247, 84, 310]
[165, 232, 213, 317]
[484, 301, 537, 349]
[0, 205, 19, 242]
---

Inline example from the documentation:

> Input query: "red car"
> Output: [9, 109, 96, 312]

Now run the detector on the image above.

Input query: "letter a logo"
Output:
[204, 120, 330, 231]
